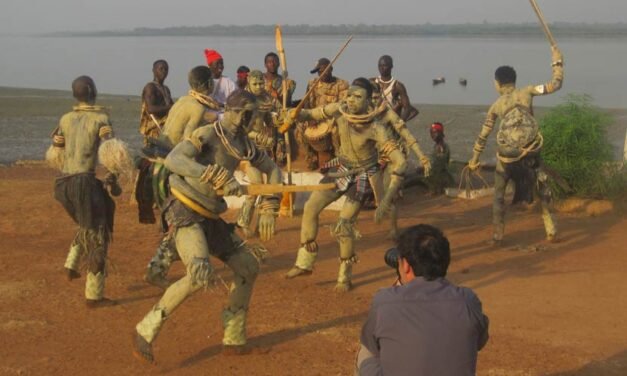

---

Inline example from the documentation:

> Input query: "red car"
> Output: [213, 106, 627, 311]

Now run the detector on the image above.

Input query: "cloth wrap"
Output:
[162, 198, 240, 263]
[320, 157, 379, 203]
[54, 172, 115, 272]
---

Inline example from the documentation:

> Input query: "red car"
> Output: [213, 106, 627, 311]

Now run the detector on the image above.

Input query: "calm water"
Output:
[1, 35, 626, 108]
[1, 35, 626, 163]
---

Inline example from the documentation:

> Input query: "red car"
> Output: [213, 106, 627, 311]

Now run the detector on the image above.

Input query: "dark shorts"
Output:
[163, 198, 241, 262]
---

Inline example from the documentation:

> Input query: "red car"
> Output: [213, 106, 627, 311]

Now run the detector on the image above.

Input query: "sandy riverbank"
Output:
[1, 86, 626, 165]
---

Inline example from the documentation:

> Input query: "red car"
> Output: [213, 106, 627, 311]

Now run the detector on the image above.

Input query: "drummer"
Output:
[300, 58, 349, 171]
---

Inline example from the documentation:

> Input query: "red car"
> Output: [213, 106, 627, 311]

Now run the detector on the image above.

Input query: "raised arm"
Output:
[383, 109, 431, 175]
[279, 102, 340, 134]
[530, 46, 564, 96]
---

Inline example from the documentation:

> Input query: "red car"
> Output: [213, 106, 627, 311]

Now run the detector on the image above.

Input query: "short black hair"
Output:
[71, 75, 96, 102]
[188, 66, 212, 90]
[396, 224, 450, 280]
[153, 59, 168, 69]
[237, 65, 250, 74]
[351, 77, 374, 99]
[264, 52, 279, 62]
[379, 55, 393, 65]
[495, 65, 517, 85]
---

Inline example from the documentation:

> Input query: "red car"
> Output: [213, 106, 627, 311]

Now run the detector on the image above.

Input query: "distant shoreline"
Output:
[41, 23, 627, 38]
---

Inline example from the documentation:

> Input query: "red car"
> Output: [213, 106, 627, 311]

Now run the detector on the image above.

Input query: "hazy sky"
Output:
[2, 0, 626, 34]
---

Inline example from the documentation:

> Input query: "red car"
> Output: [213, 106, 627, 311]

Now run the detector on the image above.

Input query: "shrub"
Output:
[540, 94, 626, 199]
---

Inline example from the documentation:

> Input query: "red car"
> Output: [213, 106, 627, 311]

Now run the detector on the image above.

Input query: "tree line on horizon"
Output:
[46, 22, 627, 38]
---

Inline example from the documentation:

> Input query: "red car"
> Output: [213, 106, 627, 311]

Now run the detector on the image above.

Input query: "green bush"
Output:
[540, 94, 626, 199]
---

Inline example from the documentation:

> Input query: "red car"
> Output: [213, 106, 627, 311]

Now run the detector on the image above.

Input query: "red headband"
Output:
[204, 49, 222, 65]
[431, 122, 444, 132]
[237, 71, 248, 80]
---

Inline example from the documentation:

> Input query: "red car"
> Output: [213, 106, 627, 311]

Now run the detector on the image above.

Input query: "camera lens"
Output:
[384, 247, 400, 269]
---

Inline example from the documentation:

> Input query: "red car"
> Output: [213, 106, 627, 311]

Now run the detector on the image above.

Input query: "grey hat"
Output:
[310, 57, 331, 74]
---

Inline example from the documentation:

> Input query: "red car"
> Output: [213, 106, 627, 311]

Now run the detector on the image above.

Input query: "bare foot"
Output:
[486, 238, 503, 248]
[143, 270, 170, 290]
[132, 332, 155, 364]
[285, 267, 312, 279]
[334, 282, 352, 293]
[65, 268, 81, 281]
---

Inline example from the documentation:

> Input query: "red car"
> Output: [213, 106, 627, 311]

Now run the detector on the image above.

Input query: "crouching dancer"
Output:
[282, 79, 407, 292]
[133, 90, 281, 363]
[46, 75, 132, 308]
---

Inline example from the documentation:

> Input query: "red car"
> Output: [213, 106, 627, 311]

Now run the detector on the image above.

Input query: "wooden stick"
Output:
[529, 0, 557, 47]
[275, 24, 294, 216]
[217, 183, 336, 196]
[285, 35, 353, 123]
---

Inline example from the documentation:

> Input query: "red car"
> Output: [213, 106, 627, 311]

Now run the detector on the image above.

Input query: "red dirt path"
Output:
[0, 164, 625, 375]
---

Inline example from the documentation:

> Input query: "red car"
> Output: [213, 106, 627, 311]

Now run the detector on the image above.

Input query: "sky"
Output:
[1, 0, 627, 35]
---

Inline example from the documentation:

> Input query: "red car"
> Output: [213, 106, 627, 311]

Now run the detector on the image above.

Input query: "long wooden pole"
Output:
[275, 25, 294, 216]
[281, 35, 353, 129]
[529, 0, 557, 47]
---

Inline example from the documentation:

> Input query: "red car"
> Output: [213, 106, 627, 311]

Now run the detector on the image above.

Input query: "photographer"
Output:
[356, 224, 489, 376]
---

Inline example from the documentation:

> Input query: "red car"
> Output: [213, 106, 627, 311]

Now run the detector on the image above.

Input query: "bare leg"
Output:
[221, 247, 260, 347]
[382, 167, 399, 240]
[144, 236, 178, 289]
[492, 161, 509, 245]
[332, 199, 362, 292]
[64, 239, 82, 281]
[286, 189, 342, 278]
[134, 223, 211, 362]
[536, 167, 557, 241]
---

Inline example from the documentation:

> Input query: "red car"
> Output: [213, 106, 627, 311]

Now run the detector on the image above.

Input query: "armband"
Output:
[52, 134, 65, 148]
[551, 60, 563, 67]
[379, 141, 400, 158]
[99, 125, 114, 139]
[473, 143, 485, 153]
[258, 196, 280, 216]
[199, 164, 230, 189]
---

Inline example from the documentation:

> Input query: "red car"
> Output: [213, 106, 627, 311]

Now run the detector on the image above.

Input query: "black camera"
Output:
[384, 247, 400, 269]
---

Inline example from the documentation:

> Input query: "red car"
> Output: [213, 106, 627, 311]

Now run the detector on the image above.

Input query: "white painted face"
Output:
[345, 86, 369, 115]
[248, 76, 265, 96]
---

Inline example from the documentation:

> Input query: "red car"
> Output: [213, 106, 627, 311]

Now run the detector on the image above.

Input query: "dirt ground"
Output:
[0, 163, 625, 376]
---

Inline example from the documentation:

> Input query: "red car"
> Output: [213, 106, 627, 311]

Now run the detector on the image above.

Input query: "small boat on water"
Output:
[459, 78, 468, 86]
[432, 77, 446, 85]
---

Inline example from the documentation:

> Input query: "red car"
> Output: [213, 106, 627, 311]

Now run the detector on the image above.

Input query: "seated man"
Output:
[356, 224, 489, 375]
[424, 122, 454, 195]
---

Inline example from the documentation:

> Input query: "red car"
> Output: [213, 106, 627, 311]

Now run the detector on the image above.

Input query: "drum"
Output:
[304, 121, 334, 152]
